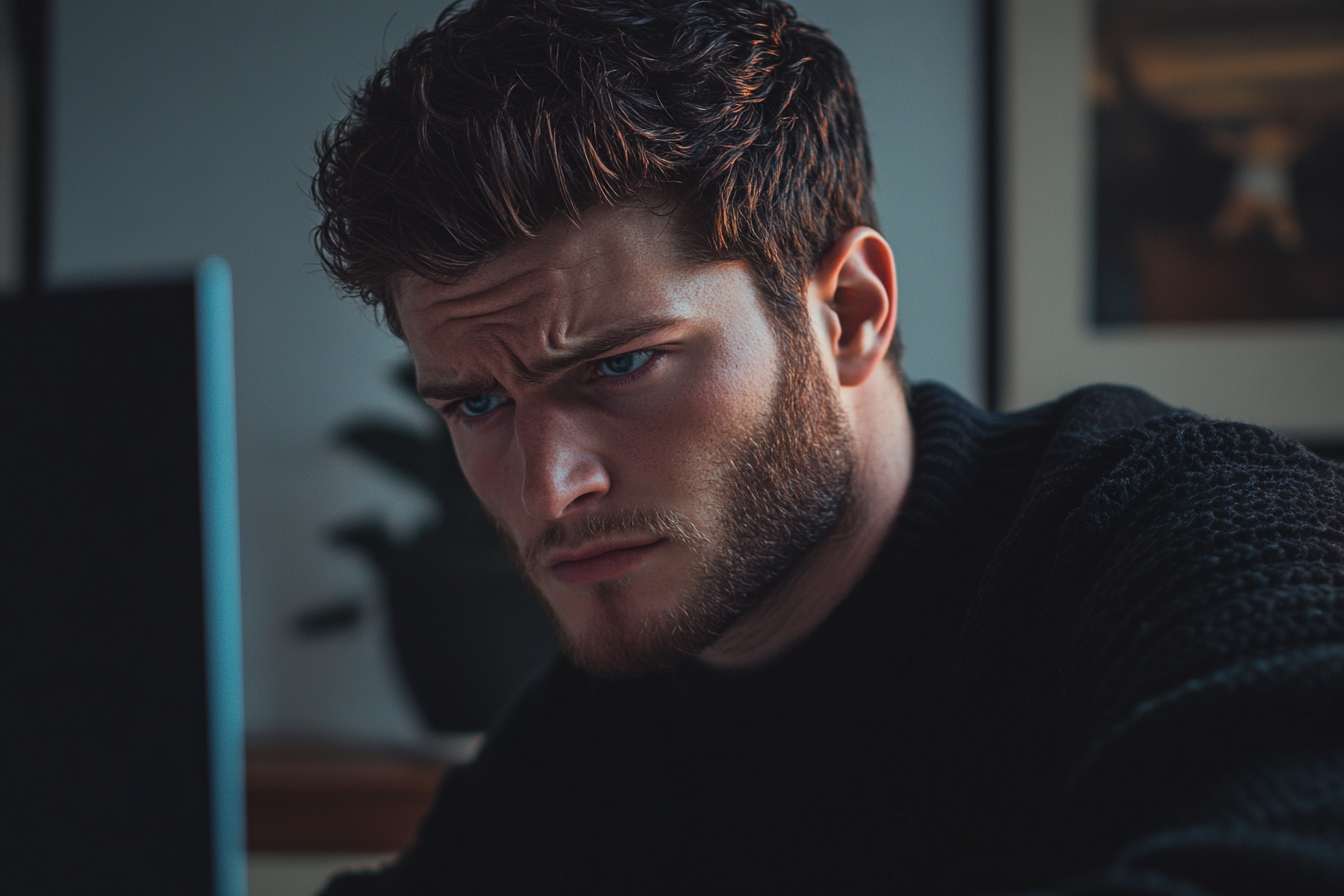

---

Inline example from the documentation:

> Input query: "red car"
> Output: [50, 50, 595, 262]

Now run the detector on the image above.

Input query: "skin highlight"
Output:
[396, 202, 913, 675]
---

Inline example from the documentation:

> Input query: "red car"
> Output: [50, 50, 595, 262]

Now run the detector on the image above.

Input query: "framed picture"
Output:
[996, 0, 1344, 448]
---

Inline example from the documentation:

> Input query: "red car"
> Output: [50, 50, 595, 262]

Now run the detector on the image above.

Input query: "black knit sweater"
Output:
[322, 383, 1344, 895]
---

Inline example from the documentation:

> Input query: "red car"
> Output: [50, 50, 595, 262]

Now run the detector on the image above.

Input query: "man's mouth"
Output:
[546, 538, 666, 586]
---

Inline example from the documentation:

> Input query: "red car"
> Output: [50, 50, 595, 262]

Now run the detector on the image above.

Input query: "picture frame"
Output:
[994, 0, 1344, 450]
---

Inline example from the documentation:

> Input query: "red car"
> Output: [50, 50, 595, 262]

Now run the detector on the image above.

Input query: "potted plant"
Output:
[300, 360, 555, 732]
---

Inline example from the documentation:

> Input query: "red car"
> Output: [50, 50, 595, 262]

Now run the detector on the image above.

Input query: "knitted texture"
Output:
[322, 383, 1344, 895]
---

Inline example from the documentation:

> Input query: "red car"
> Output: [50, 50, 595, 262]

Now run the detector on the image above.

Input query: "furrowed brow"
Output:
[416, 315, 683, 401]
[515, 315, 682, 385]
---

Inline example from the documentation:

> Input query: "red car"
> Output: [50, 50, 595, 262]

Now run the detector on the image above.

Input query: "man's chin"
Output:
[541, 580, 735, 679]
[557, 633, 692, 680]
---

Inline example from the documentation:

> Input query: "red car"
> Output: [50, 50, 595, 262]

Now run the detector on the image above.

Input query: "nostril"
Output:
[514, 406, 610, 519]
[512, 399, 612, 520]
[518, 439, 610, 520]
[521, 458, 610, 520]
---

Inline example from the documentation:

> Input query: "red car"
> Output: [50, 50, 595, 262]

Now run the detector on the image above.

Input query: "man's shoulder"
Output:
[953, 382, 1331, 492]
[1046, 382, 1183, 439]
[909, 381, 1184, 468]
[938, 384, 1344, 892]
[906, 380, 1336, 509]
[911, 380, 1342, 640]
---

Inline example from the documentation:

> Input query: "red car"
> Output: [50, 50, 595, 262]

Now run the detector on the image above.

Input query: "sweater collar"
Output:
[664, 381, 1004, 707]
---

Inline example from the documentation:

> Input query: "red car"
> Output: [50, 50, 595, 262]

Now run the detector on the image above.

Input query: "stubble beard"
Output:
[503, 321, 858, 679]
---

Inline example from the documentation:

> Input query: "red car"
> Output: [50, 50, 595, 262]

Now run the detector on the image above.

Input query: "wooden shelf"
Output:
[247, 739, 452, 852]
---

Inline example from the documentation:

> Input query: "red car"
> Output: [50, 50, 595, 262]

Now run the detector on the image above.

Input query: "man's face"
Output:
[398, 204, 854, 677]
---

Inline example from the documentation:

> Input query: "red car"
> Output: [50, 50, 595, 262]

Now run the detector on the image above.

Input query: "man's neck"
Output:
[696, 370, 915, 670]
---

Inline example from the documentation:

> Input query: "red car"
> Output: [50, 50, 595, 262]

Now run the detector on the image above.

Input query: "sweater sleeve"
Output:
[953, 414, 1344, 894]
[315, 656, 588, 895]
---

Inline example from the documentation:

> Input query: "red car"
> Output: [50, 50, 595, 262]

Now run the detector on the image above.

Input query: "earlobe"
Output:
[808, 227, 897, 387]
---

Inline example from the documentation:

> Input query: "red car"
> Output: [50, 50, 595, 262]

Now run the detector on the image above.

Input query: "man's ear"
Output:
[807, 227, 897, 387]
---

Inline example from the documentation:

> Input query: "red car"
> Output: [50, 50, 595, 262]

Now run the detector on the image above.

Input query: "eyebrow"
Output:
[417, 314, 683, 403]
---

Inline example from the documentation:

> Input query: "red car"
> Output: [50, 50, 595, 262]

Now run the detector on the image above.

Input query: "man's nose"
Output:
[514, 402, 610, 520]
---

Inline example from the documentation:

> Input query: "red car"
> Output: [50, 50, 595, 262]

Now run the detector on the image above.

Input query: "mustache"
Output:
[519, 506, 710, 569]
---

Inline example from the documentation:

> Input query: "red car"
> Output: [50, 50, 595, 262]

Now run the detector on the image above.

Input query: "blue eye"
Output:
[460, 394, 503, 417]
[598, 350, 653, 377]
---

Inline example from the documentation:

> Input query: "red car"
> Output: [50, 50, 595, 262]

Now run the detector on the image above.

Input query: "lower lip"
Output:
[549, 541, 664, 586]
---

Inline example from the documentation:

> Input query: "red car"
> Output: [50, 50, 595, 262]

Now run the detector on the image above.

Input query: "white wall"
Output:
[792, 0, 982, 401]
[51, 0, 982, 741]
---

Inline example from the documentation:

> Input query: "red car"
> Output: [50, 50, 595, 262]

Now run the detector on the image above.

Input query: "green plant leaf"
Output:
[335, 419, 473, 509]
[291, 597, 365, 638]
[329, 517, 400, 578]
[326, 360, 518, 600]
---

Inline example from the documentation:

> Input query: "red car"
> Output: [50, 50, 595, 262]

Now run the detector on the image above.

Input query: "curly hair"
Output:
[312, 0, 886, 351]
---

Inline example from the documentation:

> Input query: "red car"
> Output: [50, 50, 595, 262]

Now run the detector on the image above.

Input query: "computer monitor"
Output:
[0, 260, 245, 895]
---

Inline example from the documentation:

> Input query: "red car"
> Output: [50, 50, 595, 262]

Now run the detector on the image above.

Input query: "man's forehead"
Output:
[398, 263, 681, 370]
[414, 311, 689, 402]
[395, 207, 711, 338]
[395, 201, 698, 313]
[397, 265, 577, 325]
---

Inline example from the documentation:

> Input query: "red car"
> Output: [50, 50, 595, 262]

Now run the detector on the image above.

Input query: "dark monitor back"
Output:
[1, 282, 216, 893]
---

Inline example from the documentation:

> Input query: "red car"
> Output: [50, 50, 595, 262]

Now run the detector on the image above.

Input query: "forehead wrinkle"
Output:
[493, 327, 537, 387]
[443, 312, 685, 396]
[515, 314, 687, 386]
[416, 266, 571, 334]
[439, 321, 537, 393]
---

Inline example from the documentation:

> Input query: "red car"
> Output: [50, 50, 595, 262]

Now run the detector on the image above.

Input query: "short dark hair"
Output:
[313, 0, 890, 358]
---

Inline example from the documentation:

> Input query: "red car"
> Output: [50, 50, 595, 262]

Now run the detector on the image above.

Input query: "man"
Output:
[312, 1, 1344, 893]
